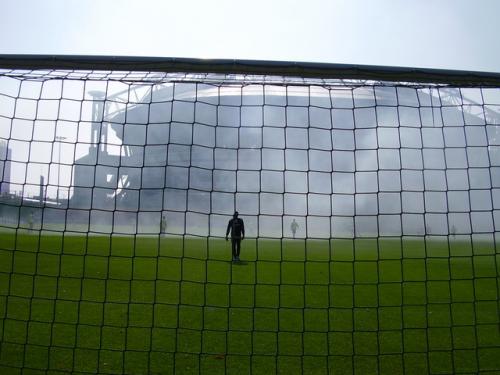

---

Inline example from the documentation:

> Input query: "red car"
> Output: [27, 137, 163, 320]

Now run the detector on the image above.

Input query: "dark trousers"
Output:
[231, 238, 241, 258]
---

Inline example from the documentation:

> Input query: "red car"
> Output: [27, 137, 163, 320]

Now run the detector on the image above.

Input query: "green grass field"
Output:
[0, 230, 499, 374]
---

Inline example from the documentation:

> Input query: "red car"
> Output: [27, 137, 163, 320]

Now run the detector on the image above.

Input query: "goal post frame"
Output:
[1, 54, 500, 86]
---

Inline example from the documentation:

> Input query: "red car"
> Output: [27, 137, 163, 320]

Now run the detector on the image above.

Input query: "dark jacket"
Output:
[226, 218, 245, 239]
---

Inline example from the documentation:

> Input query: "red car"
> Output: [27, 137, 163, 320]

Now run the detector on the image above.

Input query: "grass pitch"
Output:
[0, 230, 499, 374]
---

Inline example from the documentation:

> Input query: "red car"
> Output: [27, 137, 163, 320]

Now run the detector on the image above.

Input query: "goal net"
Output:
[0, 61, 499, 374]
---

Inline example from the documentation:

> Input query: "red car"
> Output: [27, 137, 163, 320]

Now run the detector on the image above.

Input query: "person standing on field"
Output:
[226, 211, 245, 262]
[291, 219, 299, 238]
[28, 211, 34, 232]
[160, 215, 166, 236]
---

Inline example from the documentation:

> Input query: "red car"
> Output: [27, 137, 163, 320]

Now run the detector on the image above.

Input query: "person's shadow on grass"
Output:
[230, 260, 248, 266]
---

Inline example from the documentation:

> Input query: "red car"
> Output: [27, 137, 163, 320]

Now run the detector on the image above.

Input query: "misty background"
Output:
[0, 72, 499, 238]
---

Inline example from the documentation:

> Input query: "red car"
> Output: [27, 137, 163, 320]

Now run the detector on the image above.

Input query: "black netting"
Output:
[0, 69, 499, 374]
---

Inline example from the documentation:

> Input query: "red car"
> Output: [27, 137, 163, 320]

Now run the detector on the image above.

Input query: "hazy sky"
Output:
[1, 0, 499, 73]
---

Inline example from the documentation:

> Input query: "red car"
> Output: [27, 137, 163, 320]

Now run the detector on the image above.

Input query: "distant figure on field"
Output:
[28, 211, 34, 232]
[160, 215, 167, 235]
[450, 225, 457, 238]
[291, 219, 299, 238]
[226, 211, 245, 262]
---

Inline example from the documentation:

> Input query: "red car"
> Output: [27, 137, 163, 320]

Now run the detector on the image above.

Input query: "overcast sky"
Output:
[1, 0, 499, 73]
